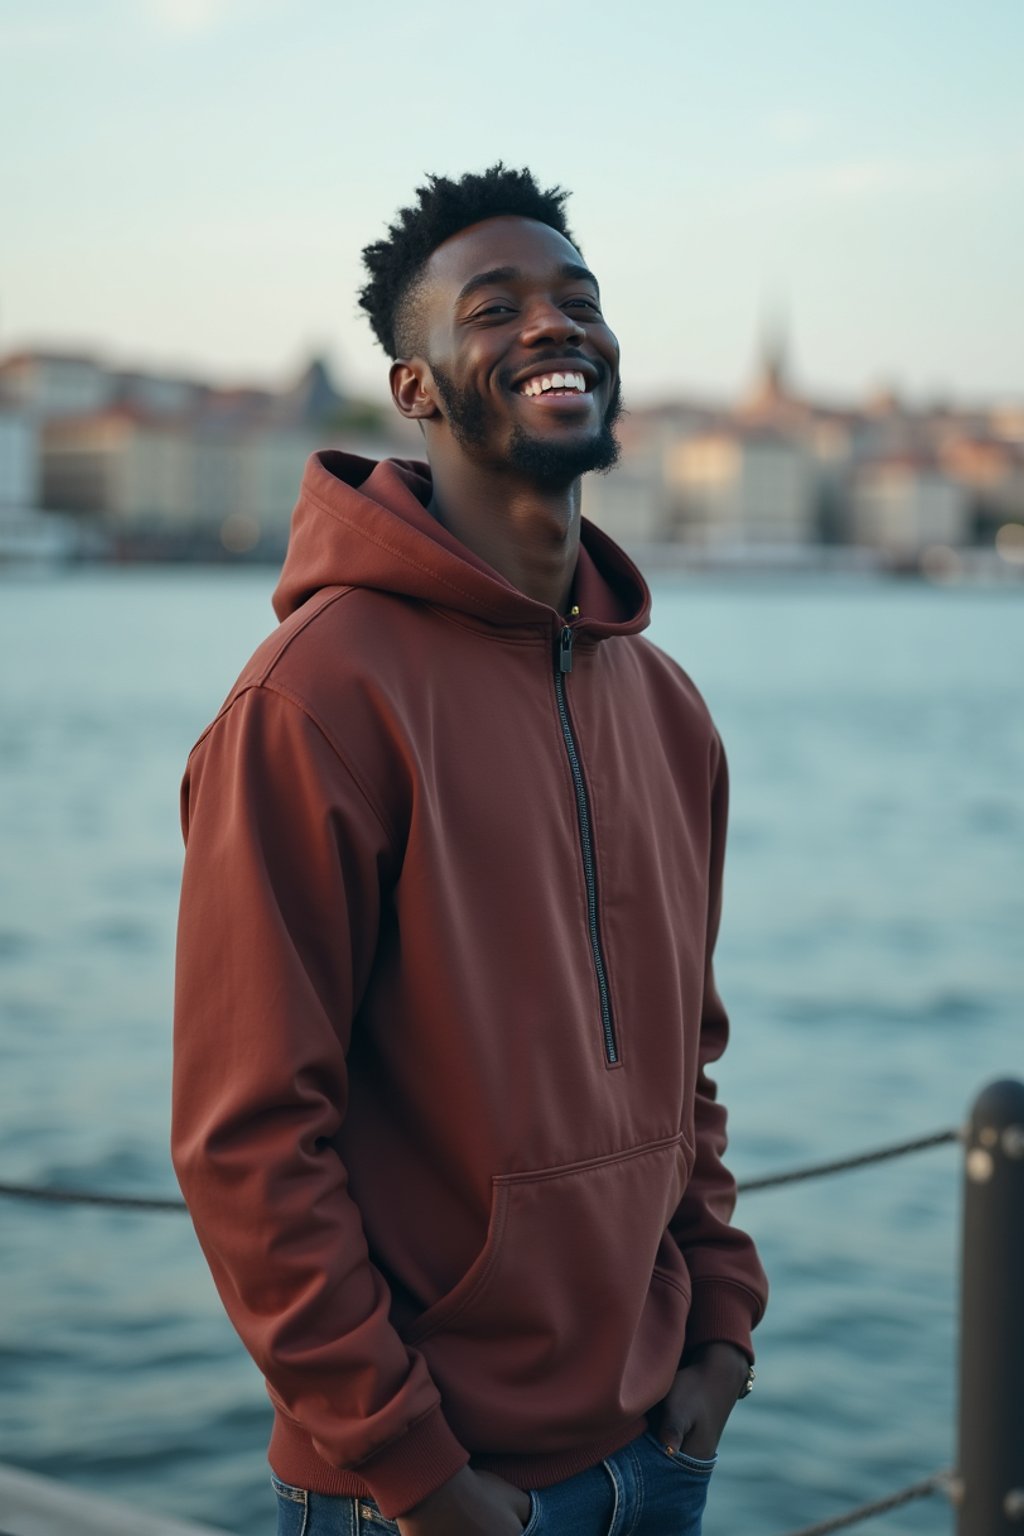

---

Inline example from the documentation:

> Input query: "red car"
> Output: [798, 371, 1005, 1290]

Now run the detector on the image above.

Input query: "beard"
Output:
[431, 364, 623, 490]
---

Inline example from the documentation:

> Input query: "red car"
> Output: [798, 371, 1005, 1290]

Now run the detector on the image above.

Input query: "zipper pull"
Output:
[559, 625, 575, 674]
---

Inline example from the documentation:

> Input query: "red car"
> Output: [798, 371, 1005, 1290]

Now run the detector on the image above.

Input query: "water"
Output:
[1, 567, 1022, 1535]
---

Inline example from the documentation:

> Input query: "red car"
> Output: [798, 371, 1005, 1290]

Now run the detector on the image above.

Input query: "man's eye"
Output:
[566, 298, 601, 313]
[478, 303, 516, 316]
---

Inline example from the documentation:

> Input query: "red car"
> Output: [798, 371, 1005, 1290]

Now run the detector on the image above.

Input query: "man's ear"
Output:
[390, 359, 440, 422]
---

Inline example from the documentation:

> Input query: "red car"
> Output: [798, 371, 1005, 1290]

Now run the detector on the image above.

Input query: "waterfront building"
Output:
[663, 423, 818, 548]
[940, 435, 1024, 539]
[0, 408, 37, 506]
[42, 409, 193, 529]
[40, 402, 409, 557]
[847, 453, 971, 560]
[40, 408, 326, 552]
[581, 408, 716, 546]
[0, 351, 116, 419]
[0, 405, 90, 561]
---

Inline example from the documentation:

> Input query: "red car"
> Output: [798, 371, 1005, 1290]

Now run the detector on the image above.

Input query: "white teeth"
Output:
[520, 371, 588, 395]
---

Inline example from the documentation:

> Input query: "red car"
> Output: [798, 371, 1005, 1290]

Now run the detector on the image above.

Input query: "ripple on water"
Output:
[81, 915, 160, 952]
[779, 988, 995, 1027]
[39, 1143, 177, 1193]
[0, 994, 59, 1032]
[0, 928, 35, 960]
[965, 798, 1018, 834]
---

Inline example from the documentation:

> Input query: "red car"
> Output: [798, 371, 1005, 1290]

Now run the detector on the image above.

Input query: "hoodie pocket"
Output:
[405, 1133, 693, 1454]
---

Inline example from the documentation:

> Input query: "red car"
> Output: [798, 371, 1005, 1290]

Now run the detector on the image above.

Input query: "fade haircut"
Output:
[358, 163, 578, 359]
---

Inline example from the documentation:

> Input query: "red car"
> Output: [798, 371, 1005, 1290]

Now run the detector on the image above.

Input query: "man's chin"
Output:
[504, 423, 621, 490]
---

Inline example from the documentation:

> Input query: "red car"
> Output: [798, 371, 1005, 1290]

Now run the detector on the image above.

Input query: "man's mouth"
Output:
[517, 370, 590, 398]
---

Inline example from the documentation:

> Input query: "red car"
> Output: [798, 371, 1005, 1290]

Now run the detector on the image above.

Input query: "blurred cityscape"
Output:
[1, 334, 1023, 580]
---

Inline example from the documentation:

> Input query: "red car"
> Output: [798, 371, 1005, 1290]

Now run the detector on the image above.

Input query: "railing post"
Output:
[956, 1078, 1024, 1534]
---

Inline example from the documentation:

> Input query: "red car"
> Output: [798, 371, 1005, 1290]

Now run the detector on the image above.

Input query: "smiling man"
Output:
[172, 165, 768, 1536]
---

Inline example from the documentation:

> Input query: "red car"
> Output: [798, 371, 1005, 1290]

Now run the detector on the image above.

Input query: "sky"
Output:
[2, 0, 1022, 409]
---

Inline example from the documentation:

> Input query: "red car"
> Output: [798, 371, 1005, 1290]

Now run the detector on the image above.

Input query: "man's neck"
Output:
[426, 459, 582, 614]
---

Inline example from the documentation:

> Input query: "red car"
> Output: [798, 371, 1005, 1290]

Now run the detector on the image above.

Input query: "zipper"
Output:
[553, 624, 619, 1066]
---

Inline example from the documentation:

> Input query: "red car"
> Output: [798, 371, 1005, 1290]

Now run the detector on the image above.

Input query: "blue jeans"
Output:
[273, 1429, 716, 1534]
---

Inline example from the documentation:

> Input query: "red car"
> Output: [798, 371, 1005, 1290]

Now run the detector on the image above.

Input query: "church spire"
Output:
[744, 297, 793, 414]
[760, 307, 787, 399]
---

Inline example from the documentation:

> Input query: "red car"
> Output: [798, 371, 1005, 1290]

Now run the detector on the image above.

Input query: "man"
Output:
[172, 165, 768, 1536]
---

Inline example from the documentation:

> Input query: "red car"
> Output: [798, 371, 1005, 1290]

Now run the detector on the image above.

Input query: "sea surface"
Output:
[1, 567, 1022, 1535]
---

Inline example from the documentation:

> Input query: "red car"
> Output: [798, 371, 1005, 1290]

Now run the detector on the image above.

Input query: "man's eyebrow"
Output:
[559, 262, 600, 294]
[456, 267, 520, 305]
[456, 262, 601, 306]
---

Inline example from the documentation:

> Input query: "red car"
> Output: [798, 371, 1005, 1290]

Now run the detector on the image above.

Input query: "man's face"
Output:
[409, 216, 622, 489]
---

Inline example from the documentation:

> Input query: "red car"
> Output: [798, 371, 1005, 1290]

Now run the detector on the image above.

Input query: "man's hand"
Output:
[652, 1341, 750, 1461]
[398, 1465, 531, 1536]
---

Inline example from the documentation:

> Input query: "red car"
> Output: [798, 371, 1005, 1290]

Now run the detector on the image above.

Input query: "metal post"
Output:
[956, 1078, 1024, 1534]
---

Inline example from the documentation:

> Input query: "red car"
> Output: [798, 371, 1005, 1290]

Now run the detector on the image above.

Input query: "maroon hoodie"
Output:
[172, 450, 768, 1519]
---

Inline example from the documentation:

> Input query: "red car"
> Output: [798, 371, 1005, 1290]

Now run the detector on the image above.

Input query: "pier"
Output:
[0, 1459, 228, 1536]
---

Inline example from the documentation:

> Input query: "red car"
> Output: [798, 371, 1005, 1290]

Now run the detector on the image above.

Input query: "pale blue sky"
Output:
[2, 0, 1022, 406]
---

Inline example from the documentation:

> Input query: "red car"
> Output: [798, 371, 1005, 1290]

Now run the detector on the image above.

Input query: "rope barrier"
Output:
[0, 1181, 186, 1212]
[773, 1469, 952, 1536]
[0, 1125, 963, 1212]
[736, 1127, 960, 1193]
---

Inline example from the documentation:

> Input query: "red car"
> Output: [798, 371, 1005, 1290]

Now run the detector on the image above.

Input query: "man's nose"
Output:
[519, 299, 586, 347]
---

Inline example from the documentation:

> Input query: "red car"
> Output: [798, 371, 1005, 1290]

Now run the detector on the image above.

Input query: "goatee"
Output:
[432, 366, 623, 491]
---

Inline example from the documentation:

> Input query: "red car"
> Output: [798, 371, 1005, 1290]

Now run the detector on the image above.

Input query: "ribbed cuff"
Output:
[682, 1278, 760, 1365]
[353, 1403, 470, 1519]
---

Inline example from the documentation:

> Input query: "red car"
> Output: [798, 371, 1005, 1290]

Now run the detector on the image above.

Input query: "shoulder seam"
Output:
[258, 679, 398, 842]
[192, 679, 397, 844]
[254, 585, 357, 685]
[185, 587, 358, 758]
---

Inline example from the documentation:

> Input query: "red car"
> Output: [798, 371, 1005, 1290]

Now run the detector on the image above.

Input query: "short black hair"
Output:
[358, 163, 578, 359]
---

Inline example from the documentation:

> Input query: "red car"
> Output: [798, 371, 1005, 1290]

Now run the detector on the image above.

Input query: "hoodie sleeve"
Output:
[667, 732, 769, 1365]
[171, 683, 469, 1518]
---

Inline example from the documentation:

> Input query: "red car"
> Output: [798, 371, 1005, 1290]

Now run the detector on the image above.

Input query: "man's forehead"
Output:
[424, 216, 588, 292]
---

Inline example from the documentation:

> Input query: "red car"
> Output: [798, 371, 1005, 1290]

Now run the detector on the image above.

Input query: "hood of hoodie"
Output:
[272, 450, 651, 641]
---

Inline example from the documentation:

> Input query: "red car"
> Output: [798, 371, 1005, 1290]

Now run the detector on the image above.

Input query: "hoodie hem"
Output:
[268, 1410, 650, 1517]
[270, 1404, 468, 1519]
